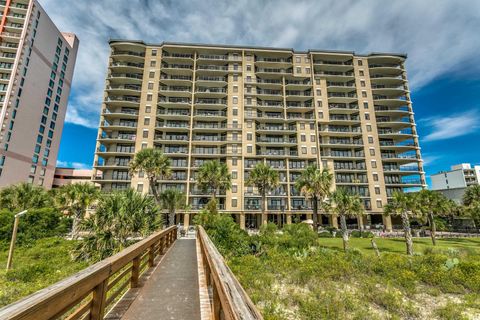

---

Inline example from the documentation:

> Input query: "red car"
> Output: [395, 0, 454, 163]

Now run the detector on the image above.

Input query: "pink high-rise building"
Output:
[0, 0, 78, 188]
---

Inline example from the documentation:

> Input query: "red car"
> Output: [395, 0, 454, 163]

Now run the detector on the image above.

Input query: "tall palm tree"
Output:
[415, 189, 454, 246]
[74, 189, 159, 262]
[55, 182, 100, 239]
[330, 188, 364, 251]
[384, 192, 417, 255]
[197, 160, 232, 204]
[295, 165, 333, 231]
[160, 188, 186, 227]
[247, 163, 279, 225]
[129, 148, 171, 205]
[0, 182, 51, 211]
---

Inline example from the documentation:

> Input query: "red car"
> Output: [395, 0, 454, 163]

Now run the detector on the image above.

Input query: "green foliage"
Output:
[0, 208, 71, 243]
[73, 189, 160, 262]
[0, 182, 52, 211]
[435, 302, 468, 320]
[194, 209, 251, 258]
[0, 237, 87, 307]
[196, 160, 232, 199]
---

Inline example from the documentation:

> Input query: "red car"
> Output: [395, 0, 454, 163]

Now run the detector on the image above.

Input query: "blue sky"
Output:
[43, 0, 480, 183]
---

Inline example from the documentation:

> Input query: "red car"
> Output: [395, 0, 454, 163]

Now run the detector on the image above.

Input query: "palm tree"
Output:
[384, 192, 416, 255]
[197, 160, 232, 205]
[247, 163, 279, 226]
[74, 189, 159, 262]
[55, 182, 100, 239]
[160, 188, 186, 227]
[463, 185, 480, 206]
[129, 148, 171, 205]
[295, 165, 333, 231]
[0, 182, 51, 211]
[330, 188, 364, 251]
[415, 190, 454, 246]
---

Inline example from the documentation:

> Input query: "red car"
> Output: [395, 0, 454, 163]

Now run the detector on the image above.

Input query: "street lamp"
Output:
[6, 210, 28, 270]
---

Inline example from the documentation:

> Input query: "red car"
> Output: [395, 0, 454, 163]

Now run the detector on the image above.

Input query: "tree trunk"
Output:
[429, 212, 437, 246]
[169, 209, 176, 227]
[401, 211, 414, 255]
[71, 208, 83, 240]
[261, 193, 267, 226]
[312, 195, 319, 233]
[149, 178, 160, 204]
[340, 213, 349, 251]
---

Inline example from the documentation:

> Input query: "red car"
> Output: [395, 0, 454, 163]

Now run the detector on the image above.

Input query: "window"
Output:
[365, 113, 370, 120]
[369, 149, 375, 156]
[247, 133, 252, 140]
[311, 147, 317, 154]
[246, 55, 252, 61]
[363, 102, 368, 109]
[317, 100, 322, 107]
[233, 97, 238, 104]
[301, 134, 306, 142]
[305, 67, 311, 74]
[28, 176, 34, 184]
[318, 111, 324, 119]
[137, 184, 144, 192]
[368, 136, 373, 143]
[145, 105, 151, 113]
[246, 65, 251, 71]
[316, 89, 321, 96]
[232, 199, 237, 207]
[373, 173, 379, 181]
[371, 160, 377, 168]
[144, 118, 150, 125]
[148, 82, 154, 90]
[300, 123, 305, 129]
[366, 125, 372, 132]
[247, 121, 252, 128]
[151, 49, 157, 56]
[232, 185, 237, 193]
[232, 158, 238, 166]
[232, 133, 238, 141]
[30, 165, 36, 174]
[362, 91, 367, 98]
[232, 171, 238, 179]
[233, 74, 238, 81]
[315, 79, 320, 85]
[358, 60, 363, 66]
[360, 80, 365, 87]
[34, 144, 41, 153]
[310, 123, 314, 130]
[233, 108, 238, 116]
[142, 130, 148, 138]
[301, 147, 307, 154]
[375, 187, 380, 195]
[296, 67, 301, 73]
[150, 60, 156, 67]
[359, 70, 364, 76]
[233, 85, 238, 93]
[376, 200, 383, 208]
[305, 57, 310, 63]
[149, 71, 155, 78]
[247, 146, 252, 153]
[146, 94, 152, 101]
[296, 56, 301, 63]
[310, 135, 315, 142]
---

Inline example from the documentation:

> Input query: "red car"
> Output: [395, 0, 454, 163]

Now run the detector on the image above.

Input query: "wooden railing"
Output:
[198, 226, 263, 320]
[0, 226, 177, 320]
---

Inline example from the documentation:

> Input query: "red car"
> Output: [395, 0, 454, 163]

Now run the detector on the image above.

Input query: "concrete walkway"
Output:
[121, 239, 201, 320]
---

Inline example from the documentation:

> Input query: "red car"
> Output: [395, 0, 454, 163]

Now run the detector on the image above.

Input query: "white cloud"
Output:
[39, 0, 480, 128]
[56, 160, 91, 169]
[421, 110, 480, 142]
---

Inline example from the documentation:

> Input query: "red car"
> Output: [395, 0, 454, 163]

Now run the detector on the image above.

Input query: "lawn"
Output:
[318, 237, 480, 255]
[0, 237, 87, 308]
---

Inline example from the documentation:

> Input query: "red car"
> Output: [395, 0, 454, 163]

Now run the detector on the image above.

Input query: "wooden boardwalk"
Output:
[121, 238, 201, 320]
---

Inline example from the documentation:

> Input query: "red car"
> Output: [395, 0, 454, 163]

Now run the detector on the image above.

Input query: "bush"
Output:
[318, 231, 333, 238]
[280, 223, 318, 251]
[0, 208, 70, 243]
[350, 230, 374, 238]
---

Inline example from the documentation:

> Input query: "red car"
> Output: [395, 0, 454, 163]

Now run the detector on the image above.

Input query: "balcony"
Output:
[155, 134, 189, 142]
[163, 148, 189, 155]
[97, 134, 136, 143]
[196, 65, 228, 73]
[157, 109, 190, 119]
[112, 50, 145, 58]
[110, 62, 144, 71]
[256, 125, 296, 132]
[196, 76, 227, 85]
[286, 102, 313, 110]
[256, 138, 297, 145]
[162, 52, 194, 61]
[256, 101, 284, 109]
[315, 71, 354, 80]
[100, 121, 137, 131]
[195, 87, 227, 97]
[378, 129, 415, 138]
[320, 126, 362, 136]
[159, 86, 191, 94]
[160, 74, 193, 84]
[255, 68, 293, 75]
[195, 98, 227, 107]
[109, 73, 143, 84]
[158, 97, 191, 107]
[255, 57, 292, 68]
[197, 54, 228, 61]
[156, 122, 190, 130]
[194, 111, 227, 118]
[321, 152, 365, 159]
[328, 103, 359, 113]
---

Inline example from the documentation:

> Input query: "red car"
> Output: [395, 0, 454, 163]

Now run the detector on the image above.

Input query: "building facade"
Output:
[431, 163, 480, 203]
[0, 0, 79, 188]
[93, 40, 425, 230]
[52, 167, 99, 188]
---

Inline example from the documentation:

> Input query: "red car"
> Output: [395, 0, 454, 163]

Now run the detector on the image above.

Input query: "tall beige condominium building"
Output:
[0, 0, 79, 188]
[93, 40, 425, 230]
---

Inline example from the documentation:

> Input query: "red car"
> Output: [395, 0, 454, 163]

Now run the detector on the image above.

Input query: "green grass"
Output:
[318, 237, 480, 255]
[0, 237, 87, 307]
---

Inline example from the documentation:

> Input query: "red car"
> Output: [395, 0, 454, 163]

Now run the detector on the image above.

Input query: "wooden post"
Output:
[6, 210, 27, 270]
[131, 256, 141, 288]
[212, 280, 221, 320]
[184, 213, 190, 231]
[148, 244, 155, 267]
[160, 237, 165, 255]
[90, 279, 108, 320]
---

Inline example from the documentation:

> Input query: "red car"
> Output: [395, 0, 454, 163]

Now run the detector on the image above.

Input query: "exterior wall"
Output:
[431, 169, 466, 190]
[0, 0, 78, 189]
[93, 41, 425, 229]
[52, 167, 98, 188]
[436, 187, 466, 204]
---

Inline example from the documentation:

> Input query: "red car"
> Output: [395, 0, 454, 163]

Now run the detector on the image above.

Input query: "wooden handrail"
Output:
[0, 226, 178, 320]
[197, 226, 263, 320]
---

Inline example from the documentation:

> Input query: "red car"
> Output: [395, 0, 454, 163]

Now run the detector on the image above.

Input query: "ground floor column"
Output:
[239, 213, 246, 230]
[382, 215, 393, 232]
[286, 213, 292, 225]
[184, 213, 190, 231]
[330, 214, 339, 229]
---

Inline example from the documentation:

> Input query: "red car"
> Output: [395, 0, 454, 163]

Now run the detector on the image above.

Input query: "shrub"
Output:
[280, 223, 318, 251]
[350, 230, 374, 238]
[318, 231, 333, 238]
